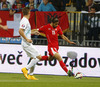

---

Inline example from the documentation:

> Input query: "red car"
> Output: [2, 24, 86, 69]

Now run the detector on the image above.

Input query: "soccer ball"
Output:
[75, 72, 83, 79]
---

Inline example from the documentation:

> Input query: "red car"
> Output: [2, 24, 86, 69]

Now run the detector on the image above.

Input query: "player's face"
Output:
[53, 22, 59, 28]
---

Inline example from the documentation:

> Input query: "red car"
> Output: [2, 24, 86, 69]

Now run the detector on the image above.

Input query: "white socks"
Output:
[26, 58, 39, 70]
[29, 65, 35, 75]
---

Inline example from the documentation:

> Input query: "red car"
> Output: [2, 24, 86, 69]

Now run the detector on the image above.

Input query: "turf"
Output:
[0, 73, 100, 87]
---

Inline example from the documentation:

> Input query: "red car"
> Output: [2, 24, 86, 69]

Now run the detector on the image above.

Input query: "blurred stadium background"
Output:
[0, 0, 100, 87]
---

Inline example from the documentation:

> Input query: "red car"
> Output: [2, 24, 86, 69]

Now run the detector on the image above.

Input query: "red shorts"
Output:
[48, 47, 58, 56]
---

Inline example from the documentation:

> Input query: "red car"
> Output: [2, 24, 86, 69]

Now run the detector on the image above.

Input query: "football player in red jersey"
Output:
[32, 17, 76, 76]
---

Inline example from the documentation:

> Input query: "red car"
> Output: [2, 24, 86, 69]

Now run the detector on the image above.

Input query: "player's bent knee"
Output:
[54, 53, 62, 61]
[48, 56, 54, 61]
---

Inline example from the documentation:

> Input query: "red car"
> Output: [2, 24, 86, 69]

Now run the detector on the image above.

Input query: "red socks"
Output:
[41, 56, 48, 60]
[59, 60, 68, 73]
[41, 57, 68, 73]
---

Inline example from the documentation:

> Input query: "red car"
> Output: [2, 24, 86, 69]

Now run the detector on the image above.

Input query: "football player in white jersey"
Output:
[19, 7, 48, 80]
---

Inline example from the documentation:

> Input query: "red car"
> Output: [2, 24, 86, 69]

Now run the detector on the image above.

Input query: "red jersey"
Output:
[39, 24, 63, 50]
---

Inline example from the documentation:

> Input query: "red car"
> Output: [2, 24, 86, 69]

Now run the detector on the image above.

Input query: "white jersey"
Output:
[19, 17, 32, 47]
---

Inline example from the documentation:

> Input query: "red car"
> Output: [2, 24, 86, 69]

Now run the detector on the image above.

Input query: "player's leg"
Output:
[21, 45, 40, 79]
[21, 57, 39, 79]
[27, 55, 49, 80]
[28, 58, 36, 75]
[40, 55, 49, 60]
[28, 65, 38, 80]
[29, 65, 35, 75]
[53, 53, 74, 76]
[48, 47, 68, 73]
[27, 54, 49, 80]
[26, 58, 39, 69]
[53, 53, 69, 74]
[49, 47, 74, 76]
[48, 56, 54, 61]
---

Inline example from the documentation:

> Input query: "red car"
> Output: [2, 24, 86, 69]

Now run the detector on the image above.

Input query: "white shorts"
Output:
[22, 44, 40, 58]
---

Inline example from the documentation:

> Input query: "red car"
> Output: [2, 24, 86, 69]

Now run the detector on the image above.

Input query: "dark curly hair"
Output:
[50, 17, 59, 23]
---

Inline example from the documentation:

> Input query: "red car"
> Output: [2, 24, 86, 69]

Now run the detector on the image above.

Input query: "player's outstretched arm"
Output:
[61, 34, 76, 44]
[31, 29, 40, 35]
[0, 18, 8, 30]
[0, 25, 8, 30]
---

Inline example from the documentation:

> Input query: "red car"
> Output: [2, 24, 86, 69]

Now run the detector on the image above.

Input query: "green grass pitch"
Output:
[0, 73, 100, 87]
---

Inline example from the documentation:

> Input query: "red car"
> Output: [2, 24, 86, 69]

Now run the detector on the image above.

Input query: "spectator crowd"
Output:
[0, 0, 100, 46]
[0, 0, 100, 13]
[0, 0, 68, 13]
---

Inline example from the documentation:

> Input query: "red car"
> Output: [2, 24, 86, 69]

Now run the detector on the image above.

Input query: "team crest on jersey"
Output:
[48, 28, 51, 30]
[55, 28, 57, 31]
[22, 24, 25, 28]
[52, 30, 55, 35]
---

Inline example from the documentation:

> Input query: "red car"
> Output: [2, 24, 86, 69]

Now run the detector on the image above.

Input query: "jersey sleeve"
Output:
[58, 26, 63, 35]
[19, 20, 27, 30]
[38, 26, 46, 33]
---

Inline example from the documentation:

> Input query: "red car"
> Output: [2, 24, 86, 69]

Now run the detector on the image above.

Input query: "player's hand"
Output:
[26, 39, 33, 43]
[69, 41, 76, 45]
[32, 31, 40, 35]
[2, 25, 8, 30]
